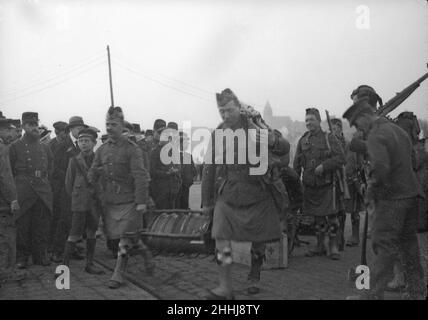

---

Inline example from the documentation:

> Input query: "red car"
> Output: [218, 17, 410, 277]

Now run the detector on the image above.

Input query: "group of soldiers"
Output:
[0, 108, 196, 289]
[0, 83, 427, 300]
[200, 86, 427, 300]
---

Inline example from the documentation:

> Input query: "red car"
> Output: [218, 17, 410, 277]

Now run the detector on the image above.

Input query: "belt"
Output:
[16, 170, 48, 179]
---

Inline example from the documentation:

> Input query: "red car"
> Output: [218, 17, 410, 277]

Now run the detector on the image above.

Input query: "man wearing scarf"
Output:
[293, 108, 345, 260]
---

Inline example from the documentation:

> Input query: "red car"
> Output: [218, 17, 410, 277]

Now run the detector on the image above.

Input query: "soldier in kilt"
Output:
[294, 108, 346, 260]
[202, 88, 289, 299]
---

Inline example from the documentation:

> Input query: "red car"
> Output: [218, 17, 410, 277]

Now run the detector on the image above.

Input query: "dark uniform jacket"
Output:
[136, 139, 151, 173]
[149, 143, 181, 194]
[293, 129, 345, 188]
[180, 151, 196, 187]
[52, 135, 79, 186]
[65, 152, 95, 212]
[201, 121, 290, 209]
[0, 140, 17, 208]
[88, 136, 150, 206]
[8, 134, 53, 216]
[366, 117, 424, 201]
[48, 138, 62, 158]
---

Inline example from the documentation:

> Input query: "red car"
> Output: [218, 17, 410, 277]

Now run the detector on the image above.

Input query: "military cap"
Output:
[350, 85, 382, 109]
[78, 127, 98, 140]
[106, 106, 124, 122]
[67, 116, 88, 129]
[216, 88, 241, 108]
[53, 121, 68, 131]
[342, 97, 375, 126]
[11, 119, 21, 128]
[305, 108, 321, 121]
[331, 118, 343, 127]
[132, 123, 141, 134]
[22, 112, 39, 124]
[145, 129, 154, 136]
[167, 122, 178, 130]
[0, 118, 13, 129]
[0, 111, 4, 119]
[153, 119, 166, 132]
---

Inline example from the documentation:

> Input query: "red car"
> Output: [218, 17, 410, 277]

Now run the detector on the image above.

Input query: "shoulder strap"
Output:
[72, 156, 90, 186]
[325, 132, 331, 152]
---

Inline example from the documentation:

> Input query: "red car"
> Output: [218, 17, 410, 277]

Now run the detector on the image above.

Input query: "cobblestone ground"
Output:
[1, 183, 426, 300]
[0, 258, 156, 300]
[94, 184, 428, 300]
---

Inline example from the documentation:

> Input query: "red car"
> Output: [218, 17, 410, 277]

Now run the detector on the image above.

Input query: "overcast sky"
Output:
[1, 0, 427, 133]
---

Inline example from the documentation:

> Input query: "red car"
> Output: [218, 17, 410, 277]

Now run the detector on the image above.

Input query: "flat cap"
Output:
[53, 121, 68, 131]
[78, 127, 98, 140]
[342, 97, 374, 126]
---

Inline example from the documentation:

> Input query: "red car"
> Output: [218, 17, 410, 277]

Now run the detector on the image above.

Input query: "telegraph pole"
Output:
[107, 45, 114, 107]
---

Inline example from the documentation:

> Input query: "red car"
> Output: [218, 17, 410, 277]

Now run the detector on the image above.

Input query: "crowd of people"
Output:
[0, 83, 427, 300]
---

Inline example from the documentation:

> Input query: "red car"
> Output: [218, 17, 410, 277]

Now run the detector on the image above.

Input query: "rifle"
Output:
[377, 64, 428, 118]
[325, 110, 351, 200]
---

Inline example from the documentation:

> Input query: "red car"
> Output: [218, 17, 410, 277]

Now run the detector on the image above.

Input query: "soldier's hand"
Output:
[11, 200, 20, 213]
[314, 164, 324, 176]
[136, 204, 147, 213]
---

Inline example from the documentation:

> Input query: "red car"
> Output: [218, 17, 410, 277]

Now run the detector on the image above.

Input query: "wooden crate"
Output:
[231, 233, 288, 269]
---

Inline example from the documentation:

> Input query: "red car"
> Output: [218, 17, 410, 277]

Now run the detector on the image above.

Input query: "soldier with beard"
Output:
[8, 112, 53, 268]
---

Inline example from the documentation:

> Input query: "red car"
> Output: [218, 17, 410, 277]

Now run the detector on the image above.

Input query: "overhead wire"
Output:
[114, 49, 215, 96]
[0, 51, 105, 96]
[112, 58, 214, 103]
[0, 59, 106, 104]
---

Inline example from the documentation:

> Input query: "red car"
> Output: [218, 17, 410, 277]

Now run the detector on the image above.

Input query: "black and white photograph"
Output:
[0, 0, 428, 309]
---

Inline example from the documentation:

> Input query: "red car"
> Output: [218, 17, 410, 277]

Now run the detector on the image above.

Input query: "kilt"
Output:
[212, 197, 281, 243]
[302, 184, 337, 217]
[103, 202, 142, 239]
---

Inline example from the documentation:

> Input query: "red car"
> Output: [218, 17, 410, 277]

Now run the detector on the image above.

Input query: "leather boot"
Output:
[329, 235, 340, 260]
[85, 239, 105, 275]
[108, 253, 128, 289]
[247, 253, 264, 295]
[347, 220, 360, 247]
[305, 233, 326, 257]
